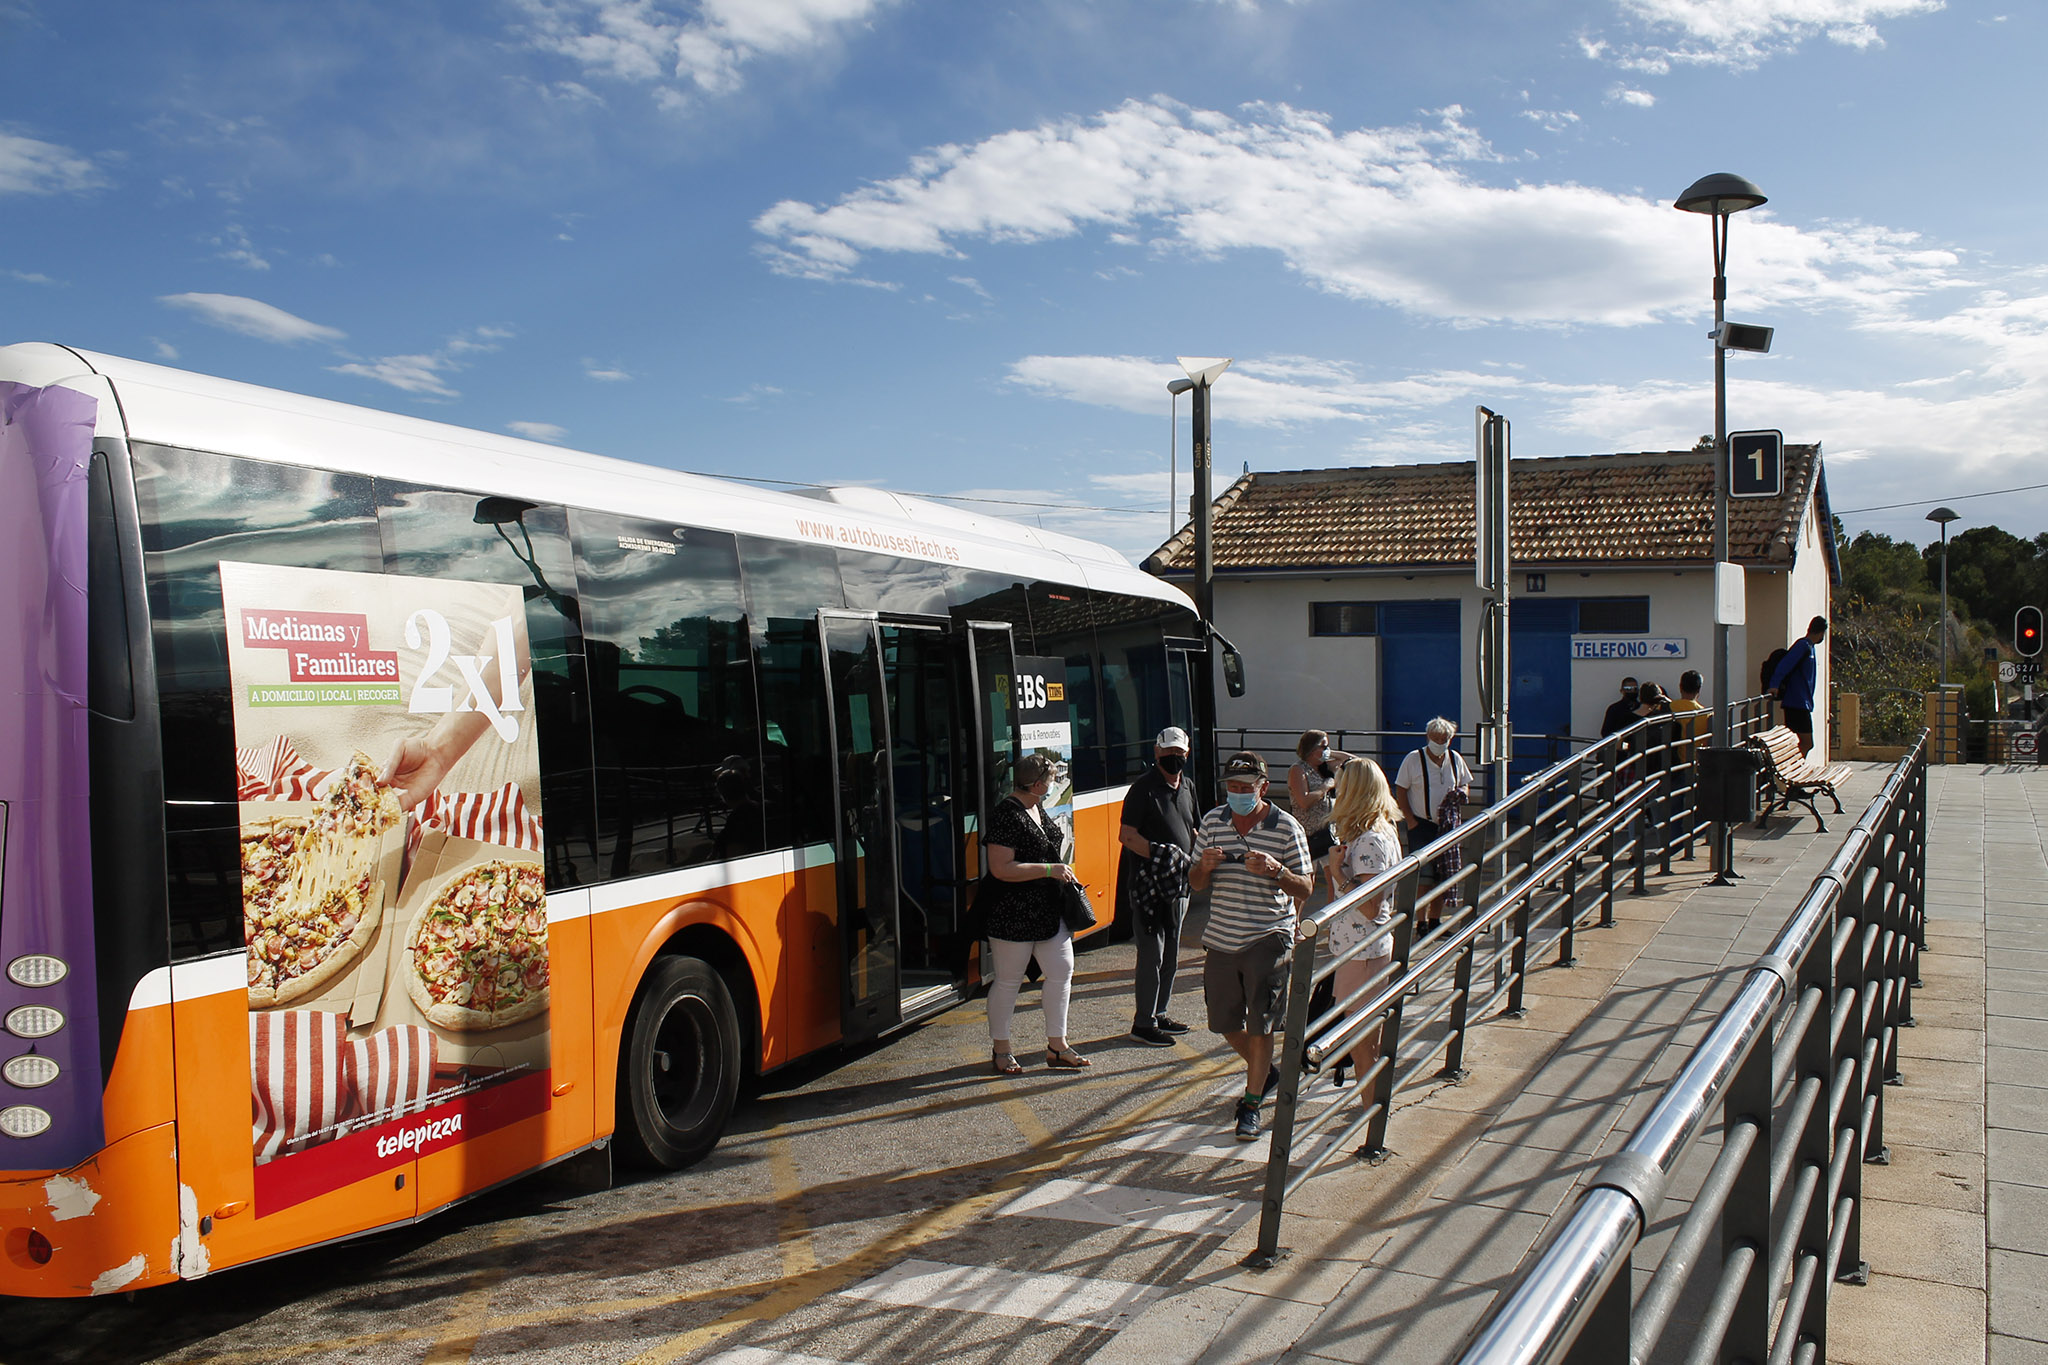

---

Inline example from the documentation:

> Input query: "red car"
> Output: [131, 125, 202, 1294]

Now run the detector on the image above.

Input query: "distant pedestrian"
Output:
[1325, 759, 1402, 1097]
[1600, 677, 1641, 737]
[981, 754, 1089, 1075]
[1120, 727, 1200, 1048]
[1287, 729, 1354, 898]
[1191, 752, 1312, 1142]
[1671, 670, 1709, 743]
[1393, 719, 1471, 935]
[1768, 617, 1829, 757]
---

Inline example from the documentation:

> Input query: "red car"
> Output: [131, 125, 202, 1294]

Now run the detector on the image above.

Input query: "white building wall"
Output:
[1211, 568, 1746, 744]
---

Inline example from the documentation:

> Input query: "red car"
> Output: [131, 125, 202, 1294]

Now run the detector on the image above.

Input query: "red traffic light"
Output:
[2019, 605, 2045, 658]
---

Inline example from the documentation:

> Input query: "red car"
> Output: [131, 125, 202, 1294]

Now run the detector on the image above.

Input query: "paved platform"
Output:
[12, 762, 2035, 1365]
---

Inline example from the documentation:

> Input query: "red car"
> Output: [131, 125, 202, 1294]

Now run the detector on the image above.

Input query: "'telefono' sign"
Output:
[1571, 636, 1689, 661]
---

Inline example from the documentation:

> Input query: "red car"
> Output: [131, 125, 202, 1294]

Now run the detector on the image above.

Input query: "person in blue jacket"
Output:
[1768, 617, 1828, 757]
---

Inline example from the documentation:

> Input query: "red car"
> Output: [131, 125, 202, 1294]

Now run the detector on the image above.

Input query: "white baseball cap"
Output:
[1155, 727, 1191, 751]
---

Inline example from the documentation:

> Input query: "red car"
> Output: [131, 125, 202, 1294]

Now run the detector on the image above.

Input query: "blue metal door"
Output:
[1510, 599, 1576, 782]
[1379, 602, 1461, 766]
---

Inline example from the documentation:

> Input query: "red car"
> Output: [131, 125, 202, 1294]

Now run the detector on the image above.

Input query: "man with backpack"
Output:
[1768, 617, 1828, 757]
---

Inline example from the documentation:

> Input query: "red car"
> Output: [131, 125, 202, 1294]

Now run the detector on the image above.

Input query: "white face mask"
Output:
[1427, 739, 1448, 758]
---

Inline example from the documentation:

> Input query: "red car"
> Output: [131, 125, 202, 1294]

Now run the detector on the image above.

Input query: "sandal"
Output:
[1046, 1047, 1092, 1070]
[992, 1051, 1023, 1076]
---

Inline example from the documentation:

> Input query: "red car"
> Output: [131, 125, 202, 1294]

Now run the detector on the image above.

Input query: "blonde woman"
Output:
[1323, 759, 1403, 1089]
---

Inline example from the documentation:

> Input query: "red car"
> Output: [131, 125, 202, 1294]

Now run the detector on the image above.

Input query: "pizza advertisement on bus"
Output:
[218, 562, 551, 1213]
[1015, 655, 1074, 858]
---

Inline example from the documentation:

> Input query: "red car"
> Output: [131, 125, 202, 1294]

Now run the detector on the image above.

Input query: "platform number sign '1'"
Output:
[1728, 430, 1784, 499]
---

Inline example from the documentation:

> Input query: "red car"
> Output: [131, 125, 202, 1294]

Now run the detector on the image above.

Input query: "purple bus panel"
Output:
[0, 379, 105, 1171]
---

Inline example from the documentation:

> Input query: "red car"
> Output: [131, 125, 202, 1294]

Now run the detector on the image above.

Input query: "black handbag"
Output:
[1057, 877, 1098, 933]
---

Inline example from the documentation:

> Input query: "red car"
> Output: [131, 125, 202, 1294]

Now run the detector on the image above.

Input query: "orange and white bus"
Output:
[0, 343, 1211, 1296]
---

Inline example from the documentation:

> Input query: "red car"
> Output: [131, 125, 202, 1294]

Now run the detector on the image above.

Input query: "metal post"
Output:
[1245, 928, 1318, 1270]
[1712, 215, 1731, 752]
[1191, 378, 1215, 629]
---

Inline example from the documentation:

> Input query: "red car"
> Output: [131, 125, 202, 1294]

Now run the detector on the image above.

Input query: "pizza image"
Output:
[406, 861, 550, 1031]
[243, 751, 403, 1008]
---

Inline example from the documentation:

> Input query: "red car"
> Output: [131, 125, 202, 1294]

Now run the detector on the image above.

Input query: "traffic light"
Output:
[2020, 605, 2045, 658]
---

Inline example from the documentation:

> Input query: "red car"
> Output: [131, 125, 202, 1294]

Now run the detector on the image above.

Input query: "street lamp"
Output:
[1927, 506, 1960, 688]
[1674, 173, 1768, 752]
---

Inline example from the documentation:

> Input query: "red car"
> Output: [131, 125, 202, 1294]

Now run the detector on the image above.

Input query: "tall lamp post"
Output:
[1928, 505, 1960, 763]
[1674, 173, 1768, 752]
[1169, 358, 1232, 783]
[1927, 506, 1959, 687]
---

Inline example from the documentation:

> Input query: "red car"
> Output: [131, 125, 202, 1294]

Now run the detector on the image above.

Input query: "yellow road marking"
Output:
[419, 1223, 521, 1364]
[766, 1128, 819, 1280]
[617, 1054, 1232, 1365]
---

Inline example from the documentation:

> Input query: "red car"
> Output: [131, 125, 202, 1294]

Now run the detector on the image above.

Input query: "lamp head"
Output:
[1166, 378, 1195, 395]
[1175, 356, 1233, 387]
[1675, 173, 1767, 216]
[1926, 506, 1960, 526]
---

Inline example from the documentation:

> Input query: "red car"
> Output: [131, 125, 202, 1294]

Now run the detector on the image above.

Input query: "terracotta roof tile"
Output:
[1142, 446, 1823, 576]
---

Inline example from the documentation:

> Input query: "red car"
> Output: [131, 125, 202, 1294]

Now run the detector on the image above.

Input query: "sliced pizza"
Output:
[406, 861, 550, 1031]
[242, 750, 403, 1008]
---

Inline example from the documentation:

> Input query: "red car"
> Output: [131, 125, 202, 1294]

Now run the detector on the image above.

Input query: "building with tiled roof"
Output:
[1143, 447, 1837, 764]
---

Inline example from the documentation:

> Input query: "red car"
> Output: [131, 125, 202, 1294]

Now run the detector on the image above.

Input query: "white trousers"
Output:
[986, 927, 1075, 1043]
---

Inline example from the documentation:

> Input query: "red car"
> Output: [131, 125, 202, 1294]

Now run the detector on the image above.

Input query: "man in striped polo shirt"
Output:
[1190, 751, 1313, 1141]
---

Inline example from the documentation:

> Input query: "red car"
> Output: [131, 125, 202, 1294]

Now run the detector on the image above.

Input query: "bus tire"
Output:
[616, 955, 741, 1171]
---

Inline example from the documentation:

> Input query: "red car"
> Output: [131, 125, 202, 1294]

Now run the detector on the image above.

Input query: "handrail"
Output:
[1454, 731, 1928, 1365]
[1243, 700, 1782, 1266]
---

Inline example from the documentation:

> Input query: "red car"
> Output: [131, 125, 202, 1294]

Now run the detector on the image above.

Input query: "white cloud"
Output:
[515, 0, 892, 103]
[211, 223, 271, 271]
[1602, 0, 1944, 71]
[159, 292, 345, 344]
[150, 339, 179, 361]
[754, 97, 1961, 329]
[0, 131, 109, 196]
[508, 420, 569, 441]
[7, 269, 60, 286]
[583, 358, 632, 381]
[725, 383, 784, 405]
[1008, 354, 1515, 428]
[1607, 85, 1657, 107]
[331, 326, 513, 400]
[1518, 108, 1581, 132]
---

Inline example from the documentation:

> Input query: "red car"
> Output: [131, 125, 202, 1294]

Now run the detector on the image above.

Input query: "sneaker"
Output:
[1234, 1099, 1262, 1142]
[1129, 1025, 1175, 1048]
[1262, 1067, 1282, 1099]
[1154, 1016, 1193, 1035]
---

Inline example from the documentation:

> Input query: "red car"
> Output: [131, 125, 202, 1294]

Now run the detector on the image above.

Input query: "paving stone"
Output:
[1992, 1249, 2048, 1344]
[1992, 1129, 2048, 1192]
[1993, 1086, 2048, 1135]
[1294, 1267, 1498, 1364]
[1991, 1334, 2048, 1364]
[1828, 1272, 1987, 1365]
[1370, 1199, 1553, 1286]
[1991, 1180, 2048, 1255]
[1859, 1195, 1987, 1288]
[1865, 1142, 1986, 1215]
[1994, 1018, 2048, 1053]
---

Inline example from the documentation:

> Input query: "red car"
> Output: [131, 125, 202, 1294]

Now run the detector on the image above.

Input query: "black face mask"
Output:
[1317, 761, 1333, 778]
[1158, 753, 1187, 776]
[1621, 687, 1638, 699]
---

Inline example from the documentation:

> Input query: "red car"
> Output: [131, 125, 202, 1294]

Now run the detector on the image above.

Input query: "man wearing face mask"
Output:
[1120, 728, 1201, 1047]
[1600, 677, 1641, 737]
[1191, 752, 1312, 1141]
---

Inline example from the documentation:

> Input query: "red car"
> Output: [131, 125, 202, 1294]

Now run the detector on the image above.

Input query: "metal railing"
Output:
[1455, 732, 1927, 1365]
[1243, 694, 1790, 1269]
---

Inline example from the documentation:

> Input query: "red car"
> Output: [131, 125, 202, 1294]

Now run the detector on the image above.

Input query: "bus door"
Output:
[964, 622, 1022, 967]
[1165, 636, 1208, 804]
[820, 611, 902, 1041]
[877, 618, 966, 1013]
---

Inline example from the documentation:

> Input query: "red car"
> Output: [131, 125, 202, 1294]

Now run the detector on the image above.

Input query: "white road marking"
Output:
[997, 1178, 1249, 1236]
[1114, 1119, 1340, 1165]
[703, 1350, 850, 1365]
[839, 1258, 1165, 1329]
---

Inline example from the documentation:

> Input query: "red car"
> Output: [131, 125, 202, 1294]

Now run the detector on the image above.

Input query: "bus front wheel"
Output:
[616, 955, 741, 1170]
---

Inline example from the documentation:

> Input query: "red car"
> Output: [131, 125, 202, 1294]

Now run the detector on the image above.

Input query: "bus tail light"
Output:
[5, 955, 68, 988]
[5, 1226, 54, 1267]
[4, 1005, 62, 1039]
[27, 1229, 51, 1265]
[0, 1105, 53, 1138]
[3, 1054, 58, 1088]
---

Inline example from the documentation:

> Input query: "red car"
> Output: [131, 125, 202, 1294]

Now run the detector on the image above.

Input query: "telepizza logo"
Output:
[376, 1112, 464, 1159]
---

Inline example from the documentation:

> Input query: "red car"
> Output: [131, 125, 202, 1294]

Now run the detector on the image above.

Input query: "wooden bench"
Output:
[1746, 726, 1853, 832]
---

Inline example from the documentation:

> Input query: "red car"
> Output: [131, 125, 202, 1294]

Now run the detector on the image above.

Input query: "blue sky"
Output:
[5, 0, 2042, 564]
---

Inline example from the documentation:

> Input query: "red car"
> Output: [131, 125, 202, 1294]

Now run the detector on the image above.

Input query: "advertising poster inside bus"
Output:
[218, 562, 550, 1214]
[1015, 654, 1073, 857]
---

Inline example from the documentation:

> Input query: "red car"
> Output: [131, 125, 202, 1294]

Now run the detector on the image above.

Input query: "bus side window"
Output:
[574, 516, 762, 881]
[737, 536, 843, 854]
[375, 486, 598, 890]
[1029, 583, 1105, 791]
[133, 445, 381, 959]
[1093, 595, 1175, 786]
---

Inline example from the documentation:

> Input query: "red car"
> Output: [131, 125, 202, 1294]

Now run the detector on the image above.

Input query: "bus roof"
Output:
[1, 342, 1189, 611]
